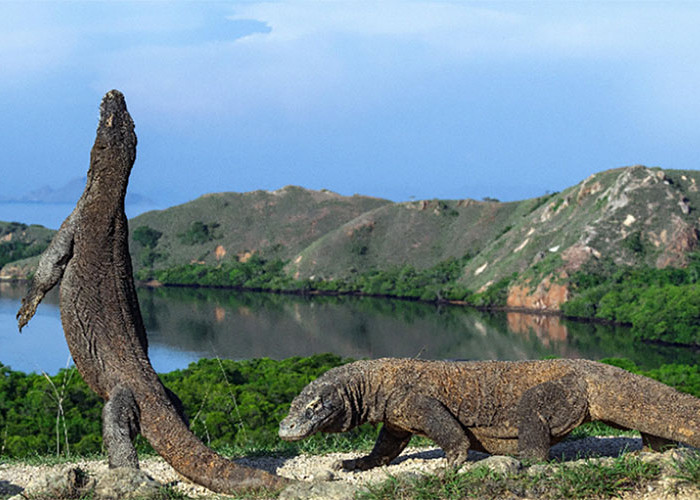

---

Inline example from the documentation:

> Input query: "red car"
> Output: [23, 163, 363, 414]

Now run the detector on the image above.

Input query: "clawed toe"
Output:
[332, 458, 378, 471]
[445, 451, 469, 470]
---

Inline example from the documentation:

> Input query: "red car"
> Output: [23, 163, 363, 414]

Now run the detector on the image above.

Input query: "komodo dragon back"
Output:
[17, 90, 288, 494]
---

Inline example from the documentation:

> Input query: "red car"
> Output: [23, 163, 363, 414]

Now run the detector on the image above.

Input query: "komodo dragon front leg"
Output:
[17, 210, 76, 331]
[337, 424, 412, 471]
[341, 394, 471, 471]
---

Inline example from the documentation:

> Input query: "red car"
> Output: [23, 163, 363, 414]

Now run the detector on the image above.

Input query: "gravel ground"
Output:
[1, 437, 698, 499]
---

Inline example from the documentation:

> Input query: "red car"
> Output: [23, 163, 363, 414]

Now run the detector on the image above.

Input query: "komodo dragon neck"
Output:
[338, 365, 379, 429]
[332, 361, 403, 430]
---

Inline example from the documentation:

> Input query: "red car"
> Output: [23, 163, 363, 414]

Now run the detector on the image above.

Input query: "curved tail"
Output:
[138, 392, 289, 494]
[585, 362, 700, 448]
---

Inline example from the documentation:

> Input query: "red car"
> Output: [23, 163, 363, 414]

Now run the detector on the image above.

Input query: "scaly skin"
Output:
[279, 358, 700, 470]
[17, 90, 288, 494]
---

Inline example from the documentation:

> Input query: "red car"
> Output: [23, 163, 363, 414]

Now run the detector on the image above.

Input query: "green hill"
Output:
[0, 221, 54, 279]
[283, 166, 699, 308]
[127, 186, 391, 274]
[462, 166, 700, 308]
[286, 198, 524, 279]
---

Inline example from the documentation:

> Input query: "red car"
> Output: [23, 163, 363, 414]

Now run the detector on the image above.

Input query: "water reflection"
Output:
[1, 281, 696, 374]
[507, 313, 569, 344]
[140, 287, 696, 368]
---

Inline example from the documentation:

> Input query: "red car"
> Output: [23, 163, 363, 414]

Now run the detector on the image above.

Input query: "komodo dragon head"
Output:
[278, 367, 351, 441]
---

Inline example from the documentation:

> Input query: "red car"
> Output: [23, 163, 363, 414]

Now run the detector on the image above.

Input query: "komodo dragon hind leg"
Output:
[337, 423, 412, 471]
[517, 375, 588, 461]
[103, 385, 140, 469]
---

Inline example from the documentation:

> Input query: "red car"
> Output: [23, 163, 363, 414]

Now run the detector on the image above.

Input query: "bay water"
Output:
[0, 282, 694, 375]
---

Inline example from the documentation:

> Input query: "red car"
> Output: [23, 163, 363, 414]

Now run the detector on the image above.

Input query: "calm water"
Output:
[0, 282, 696, 374]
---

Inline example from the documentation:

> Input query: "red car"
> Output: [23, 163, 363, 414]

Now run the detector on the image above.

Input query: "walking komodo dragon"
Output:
[279, 358, 700, 470]
[17, 90, 288, 493]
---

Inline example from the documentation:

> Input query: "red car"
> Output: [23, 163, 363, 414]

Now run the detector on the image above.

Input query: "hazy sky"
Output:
[3, 1, 700, 211]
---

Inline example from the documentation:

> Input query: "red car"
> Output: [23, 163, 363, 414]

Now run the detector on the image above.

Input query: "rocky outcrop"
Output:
[506, 274, 569, 311]
[6, 466, 163, 500]
[655, 216, 699, 268]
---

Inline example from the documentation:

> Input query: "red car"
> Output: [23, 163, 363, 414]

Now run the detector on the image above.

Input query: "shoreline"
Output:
[3, 276, 699, 350]
[143, 279, 695, 348]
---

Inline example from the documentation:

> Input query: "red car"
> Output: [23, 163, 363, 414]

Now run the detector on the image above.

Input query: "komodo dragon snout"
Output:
[279, 378, 346, 440]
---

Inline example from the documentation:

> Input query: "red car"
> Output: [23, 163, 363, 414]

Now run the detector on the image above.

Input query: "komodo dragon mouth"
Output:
[279, 395, 341, 440]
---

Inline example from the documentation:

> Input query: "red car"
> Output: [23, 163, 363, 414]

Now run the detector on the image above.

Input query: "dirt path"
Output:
[1, 437, 698, 499]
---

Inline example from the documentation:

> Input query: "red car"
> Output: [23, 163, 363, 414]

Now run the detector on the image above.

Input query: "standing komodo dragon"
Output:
[279, 358, 700, 470]
[17, 90, 288, 493]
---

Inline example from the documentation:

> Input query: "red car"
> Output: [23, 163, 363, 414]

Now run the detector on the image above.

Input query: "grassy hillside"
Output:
[127, 186, 391, 274]
[286, 198, 525, 279]
[462, 166, 700, 297]
[283, 166, 700, 295]
[0, 221, 54, 279]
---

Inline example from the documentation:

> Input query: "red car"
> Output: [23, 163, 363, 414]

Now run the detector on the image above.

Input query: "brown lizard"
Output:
[17, 90, 288, 493]
[279, 358, 700, 469]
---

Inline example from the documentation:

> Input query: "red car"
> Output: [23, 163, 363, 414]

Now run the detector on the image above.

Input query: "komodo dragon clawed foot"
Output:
[334, 423, 413, 471]
[17, 292, 45, 331]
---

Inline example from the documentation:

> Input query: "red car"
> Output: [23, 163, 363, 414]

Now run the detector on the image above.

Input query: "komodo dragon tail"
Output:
[584, 361, 700, 449]
[137, 392, 288, 493]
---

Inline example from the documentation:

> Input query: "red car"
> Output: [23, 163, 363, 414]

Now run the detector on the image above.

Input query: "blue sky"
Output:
[2, 1, 700, 220]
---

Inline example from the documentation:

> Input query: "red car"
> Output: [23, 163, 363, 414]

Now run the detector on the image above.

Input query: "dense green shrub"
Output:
[161, 354, 351, 448]
[0, 354, 353, 458]
[131, 226, 166, 268]
[0, 356, 697, 459]
[562, 256, 700, 346]
[0, 240, 48, 268]
[468, 273, 518, 308]
[142, 254, 474, 305]
[0, 363, 102, 457]
[132, 226, 162, 249]
[178, 221, 220, 245]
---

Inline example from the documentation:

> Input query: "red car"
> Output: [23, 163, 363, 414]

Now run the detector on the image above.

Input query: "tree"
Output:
[132, 226, 162, 249]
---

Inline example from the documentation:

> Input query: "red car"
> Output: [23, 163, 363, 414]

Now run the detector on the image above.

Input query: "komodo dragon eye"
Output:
[304, 397, 323, 419]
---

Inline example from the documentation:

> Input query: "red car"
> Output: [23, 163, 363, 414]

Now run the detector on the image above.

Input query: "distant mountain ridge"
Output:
[0, 176, 152, 204]
[3, 166, 700, 313]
